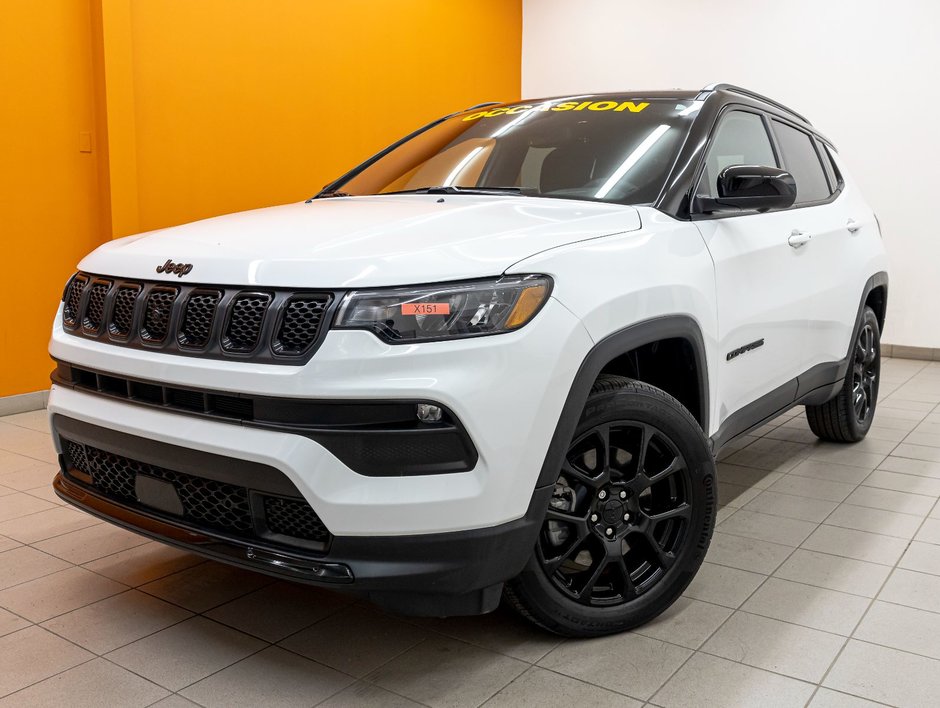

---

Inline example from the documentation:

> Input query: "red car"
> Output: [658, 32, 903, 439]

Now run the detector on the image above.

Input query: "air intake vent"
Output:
[273, 294, 332, 355]
[178, 289, 221, 348]
[63, 275, 89, 329]
[222, 293, 271, 352]
[109, 284, 140, 338]
[140, 287, 178, 343]
[82, 280, 112, 334]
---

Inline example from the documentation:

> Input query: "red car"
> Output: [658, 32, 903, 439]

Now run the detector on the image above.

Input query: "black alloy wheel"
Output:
[505, 376, 716, 637]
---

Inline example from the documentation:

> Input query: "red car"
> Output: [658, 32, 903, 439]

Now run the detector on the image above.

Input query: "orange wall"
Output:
[0, 0, 522, 397]
[0, 1, 102, 397]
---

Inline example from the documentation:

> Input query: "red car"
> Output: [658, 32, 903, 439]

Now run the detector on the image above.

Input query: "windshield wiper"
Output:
[310, 190, 351, 200]
[382, 186, 523, 196]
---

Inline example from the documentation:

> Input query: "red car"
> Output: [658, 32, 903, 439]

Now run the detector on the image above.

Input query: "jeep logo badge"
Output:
[156, 260, 193, 277]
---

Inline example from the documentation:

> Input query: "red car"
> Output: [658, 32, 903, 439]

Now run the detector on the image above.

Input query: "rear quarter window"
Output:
[771, 120, 831, 204]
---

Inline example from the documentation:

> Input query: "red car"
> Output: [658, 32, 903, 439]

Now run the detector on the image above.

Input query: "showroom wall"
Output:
[522, 0, 940, 348]
[0, 2, 102, 399]
[0, 0, 521, 398]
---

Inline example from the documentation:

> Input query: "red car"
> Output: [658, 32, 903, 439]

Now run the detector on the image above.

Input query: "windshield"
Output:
[331, 97, 700, 205]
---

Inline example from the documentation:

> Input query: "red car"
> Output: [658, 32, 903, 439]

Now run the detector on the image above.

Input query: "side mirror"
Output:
[698, 165, 797, 213]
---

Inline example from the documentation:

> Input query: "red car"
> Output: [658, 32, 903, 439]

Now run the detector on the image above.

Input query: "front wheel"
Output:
[505, 376, 717, 637]
[806, 306, 881, 443]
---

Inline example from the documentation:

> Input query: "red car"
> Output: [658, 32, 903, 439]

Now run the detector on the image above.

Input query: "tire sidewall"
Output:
[846, 308, 881, 438]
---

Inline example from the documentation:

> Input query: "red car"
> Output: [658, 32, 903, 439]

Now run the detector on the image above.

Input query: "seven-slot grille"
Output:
[61, 438, 331, 545]
[62, 273, 334, 364]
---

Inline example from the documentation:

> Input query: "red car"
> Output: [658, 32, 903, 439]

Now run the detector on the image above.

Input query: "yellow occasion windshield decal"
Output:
[463, 100, 650, 121]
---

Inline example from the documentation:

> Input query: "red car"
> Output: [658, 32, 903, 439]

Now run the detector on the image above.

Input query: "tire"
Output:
[505, 375, 717, 637]
[806, 307, 881, 443]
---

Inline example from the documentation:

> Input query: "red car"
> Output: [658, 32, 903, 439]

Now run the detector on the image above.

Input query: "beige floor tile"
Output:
[0, 607, 30, 638]
[412, 605, 562, 663]
[767, 474, 856, 503]
[0, 485, 13, 498]
[774, 549, 890, 598]
[715, 506, 736, 524]
[879, 455, 940, 480]
[903, 431, 940, 449]
[717, 481, 761, 508]
[722, 438, 809, 473]
[843, 485, 935, 515]
[808, 687, 885, 707]
[761, 425, 819, 444]
[485, 666, 642, 708]
[146, 695, 201, 708]
[743, 490, 838, 522]
[138, 561, 271, 613]
[742, 578, 870, 635]
[701, 611, 844, 683]
[682, 562, 766, 608]
[879, 397, 935, 413]
[716, 462, 782, 489]
[0, 424, 53, 455]
[806, 446, 886, 470]
[705, 531, 793, 574]
[280, 605, 428, 678]
[538, 632, 690, 701]
[630, 596, 732, 650]
[105, 616, 265, 692]
[20, 485, 65, 507]
[319, 682, 424, 708]
[0, 566, 127, 623]
[879, 568, 940, 614]
[370, 635, 527, 708]
[0, 507, 100, 544]
[717, 509, 818, 546]
[0, 461, 57, 491]
[0, 546, 70, 590]
[652, 652, 814, 707]
[0, 411, 51, 434]
[915, 517, 940, 544]
[787, 459, 873, 485]
[82, 541, 204, 587]
[0, 450, 46, 475]
[801, 525, 908, 566]
[34, 522, 149, 564]
[0, 535, 19, 554]
[180, 646, 352, 707]
[0, 657, 168, 707]
[0, 493, 56, 523]
[854, 600, 940, 661]
[824, 503, 923, 539]
[205, 581, 352, 643]
[863, 468, 940, 495]
[862, 425, 909, 443]
[0, 626, 93, 697]
[42, 589, 192, 654]
[898, 541, 940, 576]
[824, 639, 940, 706]
[892, 442, 940, 463]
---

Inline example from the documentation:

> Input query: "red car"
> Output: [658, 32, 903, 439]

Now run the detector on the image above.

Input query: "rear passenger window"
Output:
[771, 120, 831, 204]
[818, 142, 843, 193]
[697, 111, 777, 199]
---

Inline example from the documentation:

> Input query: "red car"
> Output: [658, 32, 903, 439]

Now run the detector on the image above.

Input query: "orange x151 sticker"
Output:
[401, 302, 451, 316]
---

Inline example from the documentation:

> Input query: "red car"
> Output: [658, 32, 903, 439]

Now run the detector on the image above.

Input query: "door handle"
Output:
[846, 218, 862, 233]
[788, 230, 812, 248]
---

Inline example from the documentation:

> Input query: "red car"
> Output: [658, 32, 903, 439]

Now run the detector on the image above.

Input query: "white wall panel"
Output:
[523, 0, 940, 347]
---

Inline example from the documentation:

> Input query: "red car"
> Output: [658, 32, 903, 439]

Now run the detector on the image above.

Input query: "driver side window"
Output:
[697, 111, 778, 199]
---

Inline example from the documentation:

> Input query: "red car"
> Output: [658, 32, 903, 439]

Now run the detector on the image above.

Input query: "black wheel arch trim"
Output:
[535, 315, 709, 488]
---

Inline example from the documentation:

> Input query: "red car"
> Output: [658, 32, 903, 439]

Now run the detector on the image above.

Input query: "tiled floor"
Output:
[2, 358, 940, 707]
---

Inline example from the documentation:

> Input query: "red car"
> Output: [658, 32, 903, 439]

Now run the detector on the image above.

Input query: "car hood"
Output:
[80, 195, 641, 287]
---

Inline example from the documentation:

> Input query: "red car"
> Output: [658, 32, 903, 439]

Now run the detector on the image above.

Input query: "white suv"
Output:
[48, 83, 888, 637]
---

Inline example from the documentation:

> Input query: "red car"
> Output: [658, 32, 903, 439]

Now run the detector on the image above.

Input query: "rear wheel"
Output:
[806, 307, 881, 443]
[505, 375, 716, 637]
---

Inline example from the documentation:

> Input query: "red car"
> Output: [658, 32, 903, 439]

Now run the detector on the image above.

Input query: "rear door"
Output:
[692, 109, 811, 427]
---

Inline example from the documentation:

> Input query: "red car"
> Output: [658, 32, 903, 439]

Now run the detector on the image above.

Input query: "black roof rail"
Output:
[462, 101, 501, 112]
[697, 82, 811, 124]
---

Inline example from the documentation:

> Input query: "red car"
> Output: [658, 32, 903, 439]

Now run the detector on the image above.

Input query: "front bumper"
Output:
[51, 414, 551, 615]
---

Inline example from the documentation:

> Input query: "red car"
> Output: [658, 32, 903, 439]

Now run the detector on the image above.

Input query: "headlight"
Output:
[334, 275, 552, 343]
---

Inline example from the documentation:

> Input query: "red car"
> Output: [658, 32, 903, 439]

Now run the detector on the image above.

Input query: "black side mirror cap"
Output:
[696, 164, 797, 214]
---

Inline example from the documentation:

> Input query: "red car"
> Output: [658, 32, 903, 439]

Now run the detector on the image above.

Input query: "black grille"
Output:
[63, 275, 89, 329]
[62, 438, 330, 544]
[178, 290, 221, 348]
[264, 496, 331, 541]
[140, 287, 178, 342]
[82, 281, 111, 333]
[274, 295, 331, 355]
[109, 285, 140, 338]
[62, 272, 335, 364]
[222, 294, 271, 352]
